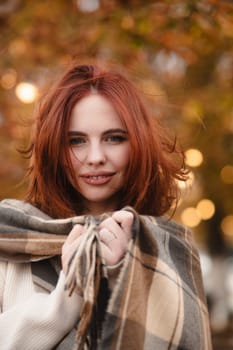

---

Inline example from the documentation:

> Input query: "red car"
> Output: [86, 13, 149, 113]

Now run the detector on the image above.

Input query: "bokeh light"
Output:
[196, 199, 215, 220]
[15, 82, 38, 104]
[152, 49, 188, 83]
[221, 215, 233, 237]
[185, 148, 203, 167]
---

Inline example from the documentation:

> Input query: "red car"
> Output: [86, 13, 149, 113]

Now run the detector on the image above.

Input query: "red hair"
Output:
[24, 63, 187, 218]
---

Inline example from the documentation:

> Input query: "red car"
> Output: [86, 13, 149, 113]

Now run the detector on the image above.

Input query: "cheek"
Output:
[69, 151, 82, 171]
[116, 145, 130, 170]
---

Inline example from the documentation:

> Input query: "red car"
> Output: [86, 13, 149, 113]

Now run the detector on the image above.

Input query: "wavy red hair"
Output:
[24, 63, 187, 218]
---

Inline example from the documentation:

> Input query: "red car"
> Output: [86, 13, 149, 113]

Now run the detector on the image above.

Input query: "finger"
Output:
[99, 243, 122, 266]
[99, 217, 123, 237]
[111, 210, 134, 239]
[98, 228, 126, 266]
[64, 224, 84, 246]
[99, 217, 129, 248]
[98, 227, 118, 246]
[112, 210, 134, 228]
[98, 225, 128, 267]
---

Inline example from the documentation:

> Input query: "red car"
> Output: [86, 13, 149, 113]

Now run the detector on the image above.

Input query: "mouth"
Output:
[80, 173, 115, 185]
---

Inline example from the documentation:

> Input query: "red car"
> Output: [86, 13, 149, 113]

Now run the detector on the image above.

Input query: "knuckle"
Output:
[72, 224, 82, 233]
[112, 210, 134, 223]
[100, 217, 113, 228]
[124, 211, 134, 221]
[108, 254, 120, 266]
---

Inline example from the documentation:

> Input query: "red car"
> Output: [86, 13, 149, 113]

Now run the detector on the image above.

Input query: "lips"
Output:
[80, 172, 115, 185]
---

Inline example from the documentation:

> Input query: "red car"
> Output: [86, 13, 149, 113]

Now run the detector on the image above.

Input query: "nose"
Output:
[86, 142, 106, 165]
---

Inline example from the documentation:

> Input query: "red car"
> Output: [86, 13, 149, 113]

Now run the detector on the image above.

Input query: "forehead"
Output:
[69, 93, 125, 131]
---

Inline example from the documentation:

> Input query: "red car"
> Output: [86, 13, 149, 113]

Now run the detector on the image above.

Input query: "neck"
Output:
[83, 200, 118, 216]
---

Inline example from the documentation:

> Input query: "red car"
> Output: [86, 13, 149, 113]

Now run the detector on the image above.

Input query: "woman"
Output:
[0, 63, 212, 349]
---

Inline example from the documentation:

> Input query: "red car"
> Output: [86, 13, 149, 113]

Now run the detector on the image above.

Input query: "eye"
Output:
[69, 136, 86, 146]
[104, 134, 128, 143]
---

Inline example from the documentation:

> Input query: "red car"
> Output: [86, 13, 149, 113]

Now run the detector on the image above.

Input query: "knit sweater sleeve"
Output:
[0, 262, 6, 313]
[0, 270, 83, 350]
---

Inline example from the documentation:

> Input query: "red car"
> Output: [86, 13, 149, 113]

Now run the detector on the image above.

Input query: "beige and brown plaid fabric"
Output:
[0, 199, 212, 349]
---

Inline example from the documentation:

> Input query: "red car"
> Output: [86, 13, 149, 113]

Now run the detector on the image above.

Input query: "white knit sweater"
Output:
[0, 261, 83, 350]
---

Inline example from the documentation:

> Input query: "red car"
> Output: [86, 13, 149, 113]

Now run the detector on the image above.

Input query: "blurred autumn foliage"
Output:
[0, 0, 233, 256]
[1, 1, 233, 345]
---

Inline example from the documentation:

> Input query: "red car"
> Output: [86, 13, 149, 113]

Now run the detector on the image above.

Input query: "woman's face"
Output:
[68, 93, 130, 214]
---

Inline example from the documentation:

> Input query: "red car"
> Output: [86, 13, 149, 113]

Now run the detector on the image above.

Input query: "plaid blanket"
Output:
[0, 199, 212, 349]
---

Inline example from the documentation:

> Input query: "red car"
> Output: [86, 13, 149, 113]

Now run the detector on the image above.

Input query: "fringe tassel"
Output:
[64, 216, 105, 349]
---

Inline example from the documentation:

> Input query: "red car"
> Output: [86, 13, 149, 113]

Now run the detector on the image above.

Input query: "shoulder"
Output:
[141, 214, 190, 238]
[154, 215, 192, 242]
[140, 214, 198, 256]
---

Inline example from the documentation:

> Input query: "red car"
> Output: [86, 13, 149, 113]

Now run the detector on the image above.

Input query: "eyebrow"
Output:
[103, 129, 128, 135]
[68, 129, 128, 136]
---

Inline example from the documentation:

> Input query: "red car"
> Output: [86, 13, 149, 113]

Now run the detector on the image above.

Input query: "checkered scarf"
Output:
[0, 199, 212, 349]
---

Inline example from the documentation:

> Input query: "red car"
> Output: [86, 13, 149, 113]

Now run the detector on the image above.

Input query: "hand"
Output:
[61, 224, 84, 275]
[61, 210, 134, 273]
[98, 210, 134, 266]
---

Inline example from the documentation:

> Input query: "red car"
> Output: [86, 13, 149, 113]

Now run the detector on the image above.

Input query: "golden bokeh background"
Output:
[0, 1, 233, 347]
